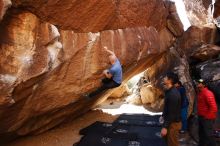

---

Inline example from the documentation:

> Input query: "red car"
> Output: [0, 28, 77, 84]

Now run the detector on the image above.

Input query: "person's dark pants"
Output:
[89, 78, 121, 98]
[198, 116, 216, 146]
[181, 106, 188, 131]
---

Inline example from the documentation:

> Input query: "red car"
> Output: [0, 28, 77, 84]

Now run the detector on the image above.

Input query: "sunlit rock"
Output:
[183, 0, 213, 26]
[110, 84, 130, 99]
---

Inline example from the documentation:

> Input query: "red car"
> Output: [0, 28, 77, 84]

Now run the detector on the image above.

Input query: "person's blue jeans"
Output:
[181, 107, 188, 131]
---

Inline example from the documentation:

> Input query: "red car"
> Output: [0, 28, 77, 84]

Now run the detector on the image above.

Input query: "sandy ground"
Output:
[6, 109, 118, 146]
[5, 99, 220, 146]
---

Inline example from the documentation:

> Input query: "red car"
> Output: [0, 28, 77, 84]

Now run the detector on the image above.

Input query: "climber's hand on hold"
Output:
[103, 69, 108, 75]
[103, 69, 112, 79]
[103, 46, 115, 56]
[161, 128, 168, 137]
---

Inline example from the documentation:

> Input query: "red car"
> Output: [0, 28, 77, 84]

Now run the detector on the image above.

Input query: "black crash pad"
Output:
[128, 139, 167, 146]
[114, 114, 161, 127]
[79, 121, 137, 140]
[114, 118, 161, 127]
[111, 125, 162, 139]
[76, 134, 167, 146]
[76, 134, 127, 146]
[79, 121, 116, 135]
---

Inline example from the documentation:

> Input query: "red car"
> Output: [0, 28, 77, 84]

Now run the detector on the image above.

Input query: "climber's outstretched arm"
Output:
[103, 46, 115, 56]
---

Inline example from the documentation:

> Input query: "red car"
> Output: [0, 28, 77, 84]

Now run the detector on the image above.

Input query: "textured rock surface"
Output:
[126, 94, 143, 105]
[110, 84, 130, 99]
[165, 1, 184, 37]
[139, 83, 164, 112]
[0, 0, 191, 143]
[183, 0, 213, 26]
[140, 84, 163, 105]
[159, 28, 175, 52]
[11, 0, 168, 32]
[0, 11, 61, 107]
[0, 8, 168, 142]
[0, 0, 11, 20]
[178, 26, 217, 55]
[145, 48, 196, 115]
[191, 44, 220, 61]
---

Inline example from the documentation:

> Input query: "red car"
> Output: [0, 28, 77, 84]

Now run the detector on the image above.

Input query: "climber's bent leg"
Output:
[88, 78, 121, 98]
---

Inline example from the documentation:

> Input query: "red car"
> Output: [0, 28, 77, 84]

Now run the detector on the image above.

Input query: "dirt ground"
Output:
[6, 110, 118, 146]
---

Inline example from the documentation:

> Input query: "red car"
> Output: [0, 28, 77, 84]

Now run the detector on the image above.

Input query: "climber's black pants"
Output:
[89, 78, 121, 98]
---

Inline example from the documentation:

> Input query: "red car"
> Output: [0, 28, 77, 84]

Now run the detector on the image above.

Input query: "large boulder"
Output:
[140, 84, 163, 104]
[11, 0, 168, 32]
[109, 84, 130, 99]
[0, 9, 169, 142]
[140, 84, 164, 112]
[0, 0, 189, 143]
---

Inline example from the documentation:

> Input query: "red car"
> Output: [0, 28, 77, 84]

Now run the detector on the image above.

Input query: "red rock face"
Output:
[159, 28, 175, 52]
[178, 26, 217, 55]
[191, 44, 220, 61]
[0, 11, 61, 106]
[214, 0, 220, 18]
[0, 8, 169, 140]
[164, 1, 184, 37]
[11, 0, 168, 32]
[0, 0, 187, 142]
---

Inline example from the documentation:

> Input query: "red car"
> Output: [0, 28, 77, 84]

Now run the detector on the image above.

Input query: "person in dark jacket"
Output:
[161, 73, 182, 146]
[197, 79, 217, 146]
[175, 81, 189, 133]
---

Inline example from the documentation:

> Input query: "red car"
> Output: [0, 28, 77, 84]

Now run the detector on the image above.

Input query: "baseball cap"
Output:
[197, 79, 206, 84]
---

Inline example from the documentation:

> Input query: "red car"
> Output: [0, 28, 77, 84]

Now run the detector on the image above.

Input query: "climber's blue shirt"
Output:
[109, 59, 122, 84]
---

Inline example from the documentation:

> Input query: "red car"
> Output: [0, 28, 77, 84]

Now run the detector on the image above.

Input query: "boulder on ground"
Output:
[110, 84, 130, 99]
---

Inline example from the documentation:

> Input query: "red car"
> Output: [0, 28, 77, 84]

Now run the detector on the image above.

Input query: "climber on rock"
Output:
[84, 46, 122, 99]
